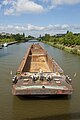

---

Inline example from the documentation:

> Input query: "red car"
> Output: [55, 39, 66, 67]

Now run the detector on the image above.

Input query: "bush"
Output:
[71, 48, 78, 54]
[79, 46, 80, 50]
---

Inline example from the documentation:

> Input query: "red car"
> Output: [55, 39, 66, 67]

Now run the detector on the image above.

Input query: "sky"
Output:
[0, 0, 80, 37]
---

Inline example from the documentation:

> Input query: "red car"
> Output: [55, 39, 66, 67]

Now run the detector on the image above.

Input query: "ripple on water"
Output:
[0, 42, 80, 120]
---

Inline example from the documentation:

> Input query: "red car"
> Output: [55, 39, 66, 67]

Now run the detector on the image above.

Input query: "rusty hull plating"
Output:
[12, 43, 73, 95]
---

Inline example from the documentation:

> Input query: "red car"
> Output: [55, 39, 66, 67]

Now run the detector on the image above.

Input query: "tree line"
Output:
[0, 33, 35, 44]
[38, 31, 80, 46]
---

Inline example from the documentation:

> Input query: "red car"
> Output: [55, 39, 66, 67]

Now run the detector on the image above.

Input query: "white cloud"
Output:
[2, 0, 44, 15]
[4, 7, 14, 15]
[15, 0, 44, 13]
[43, 0, 80, 9]
[2, 0, 9, 5]
[0, 24, 80, 36]
[1, 0, 80, 15]
[27, 24, 44, 31]
[48, 0, 80, 9]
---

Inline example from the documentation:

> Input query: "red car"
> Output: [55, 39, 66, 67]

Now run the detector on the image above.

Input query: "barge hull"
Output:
[12, 43, 73, 96]
[12, 88, 72, 95]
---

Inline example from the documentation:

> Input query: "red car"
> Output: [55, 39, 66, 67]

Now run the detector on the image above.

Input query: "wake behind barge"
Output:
[12, 43, 73, 95]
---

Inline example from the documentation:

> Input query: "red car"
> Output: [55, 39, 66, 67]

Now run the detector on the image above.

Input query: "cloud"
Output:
[15, 0, 44, 13]
[4, 7, 14, 15]
[43, 0, 80, 9]
[27, 24, 44, 31]
[0, 24, 80, 36]
[1, 0, 80, 15]
[2, 0, 9, 5]
[41, 0, 80, 10]
[2, 0, 44, 15]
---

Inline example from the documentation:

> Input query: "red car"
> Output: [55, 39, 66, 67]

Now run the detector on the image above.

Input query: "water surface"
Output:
[0, 42, 80, 120]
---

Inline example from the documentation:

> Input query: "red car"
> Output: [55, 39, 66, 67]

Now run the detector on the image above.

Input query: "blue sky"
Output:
[0, 0, 80, 36]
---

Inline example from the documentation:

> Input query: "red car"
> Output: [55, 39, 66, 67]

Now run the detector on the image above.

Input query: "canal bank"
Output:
[43, 41, 80, 56]
[0, 41, 17, 48]
[0, 44, 2, 49]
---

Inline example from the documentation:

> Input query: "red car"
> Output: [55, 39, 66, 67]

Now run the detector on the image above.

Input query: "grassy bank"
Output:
[0, 38, 15, 45]
[0, 38, 18, 48]
[43, 41, 80, 56]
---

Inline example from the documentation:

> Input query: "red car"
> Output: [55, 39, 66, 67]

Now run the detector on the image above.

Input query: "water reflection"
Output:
[0, 47, 11, 57]
[24, 112, 80, 120]
[12, 95, 71, 120]
[0, 42, 80, 120]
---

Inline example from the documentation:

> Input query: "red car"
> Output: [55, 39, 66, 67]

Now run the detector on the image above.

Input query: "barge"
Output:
[12, 43, 73, 95]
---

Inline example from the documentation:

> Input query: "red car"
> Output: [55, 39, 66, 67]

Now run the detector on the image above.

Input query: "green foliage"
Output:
[0, 38, 15, 44]
[41, 31, 80, 46]
[0, 33, 28, 44]
[63, 32, 75, 45]
[36, 37, 42, 41]
[42, 34, 51, 41]
[71, 48, 78, 54]
[79, 46, 80, 50]
[41, 31, 80, 55]
[12, 33, 26, 42]
[27, 35, 35, 40]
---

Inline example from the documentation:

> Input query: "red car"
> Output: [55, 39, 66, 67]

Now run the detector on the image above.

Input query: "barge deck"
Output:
[12, 43, 73, 95]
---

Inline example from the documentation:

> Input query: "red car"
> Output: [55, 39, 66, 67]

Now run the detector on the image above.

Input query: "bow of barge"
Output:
[12, 43, 73, 95]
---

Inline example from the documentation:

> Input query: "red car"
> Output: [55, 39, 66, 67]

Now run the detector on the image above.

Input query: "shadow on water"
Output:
[12, 95, 72, 120]
[0, 53, 11, 57]
[0, 47, 11, 57]
[21, 112, 80, 120]
[17, 95, 71, 101]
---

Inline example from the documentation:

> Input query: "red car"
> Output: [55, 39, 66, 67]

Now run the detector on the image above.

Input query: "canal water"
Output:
[0, 42, 80, 120]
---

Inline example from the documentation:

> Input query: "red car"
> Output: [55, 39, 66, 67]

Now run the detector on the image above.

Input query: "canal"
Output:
[0, 42, 80, 120]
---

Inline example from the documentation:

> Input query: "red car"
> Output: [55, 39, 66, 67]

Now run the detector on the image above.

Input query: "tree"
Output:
[44, 34, 50, 41]
[23, 33, 25, 38]
[64, 32, 75, 45]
